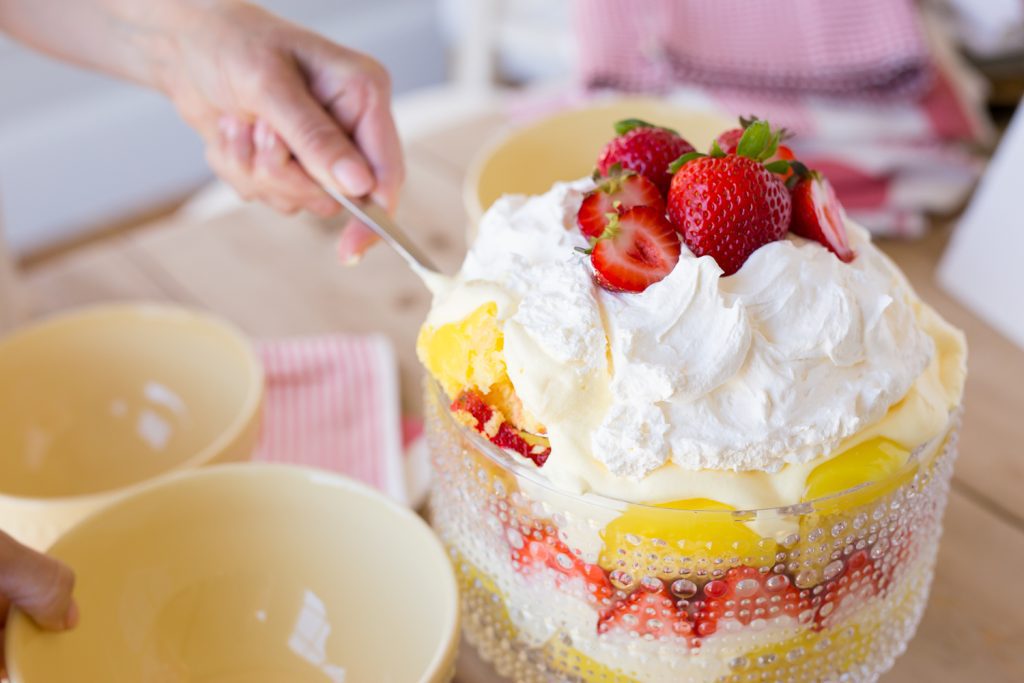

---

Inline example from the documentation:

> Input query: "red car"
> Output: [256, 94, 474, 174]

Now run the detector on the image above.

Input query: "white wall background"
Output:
[0, 0, 447, 256]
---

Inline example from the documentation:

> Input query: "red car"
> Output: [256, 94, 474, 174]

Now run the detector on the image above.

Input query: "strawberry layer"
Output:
[440, 494, 926, 683]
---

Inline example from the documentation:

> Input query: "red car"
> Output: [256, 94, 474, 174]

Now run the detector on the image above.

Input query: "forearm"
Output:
[0, 0, 225, 91]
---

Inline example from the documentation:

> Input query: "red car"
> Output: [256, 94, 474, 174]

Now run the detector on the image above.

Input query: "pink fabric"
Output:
[401, 415, 424, 448]
[513, 2, 990, 239]
[252, 335, 407, 504]
[574, 0, 932, 98]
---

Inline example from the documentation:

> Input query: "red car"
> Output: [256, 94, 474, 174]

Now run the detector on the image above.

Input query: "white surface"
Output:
[439, 0, 574, 83]
[0, 0, 446, 256]
[940, 0, 1024, 58]
[939, 98, 1024, 351]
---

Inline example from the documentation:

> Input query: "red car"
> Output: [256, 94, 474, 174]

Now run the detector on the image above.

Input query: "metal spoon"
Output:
[321, 185, 442, 276]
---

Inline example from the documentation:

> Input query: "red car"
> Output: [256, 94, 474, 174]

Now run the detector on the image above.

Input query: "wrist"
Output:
[116, 0, 243, 94]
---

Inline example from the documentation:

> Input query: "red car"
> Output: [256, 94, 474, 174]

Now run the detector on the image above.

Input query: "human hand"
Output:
[154, 2, 404, 261]
[0, 531, 77, 672]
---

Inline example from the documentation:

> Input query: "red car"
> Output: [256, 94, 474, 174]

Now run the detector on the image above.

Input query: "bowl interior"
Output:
[467, 98, 734, 222]
[6, 464, 458, 683]
[0, 305, 261, 498]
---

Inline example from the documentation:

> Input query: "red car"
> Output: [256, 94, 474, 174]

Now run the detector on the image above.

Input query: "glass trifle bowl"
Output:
[427, 383, 960, 682]
[417, 117, 968, 682]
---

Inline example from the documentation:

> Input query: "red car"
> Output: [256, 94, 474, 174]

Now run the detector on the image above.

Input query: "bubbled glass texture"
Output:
[426, 385, 959, 683]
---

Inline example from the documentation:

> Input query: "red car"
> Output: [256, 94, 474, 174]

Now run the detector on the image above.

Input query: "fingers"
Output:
[0, 531, 77, 632]
[328, 61, 405, 214]
[0, 592, 10, 629]
[256, 64, 375, 198]
[218, 115, 254, 171]
[337, 220, 379, 265]
[309, 51, 402, 261]
[247, 119, 382, 261]
[207, 116, 341, 217]
[251, 120, 340, 216]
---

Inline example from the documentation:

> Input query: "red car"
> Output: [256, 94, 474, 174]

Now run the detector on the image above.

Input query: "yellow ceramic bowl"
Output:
[465, 97, 733, 223]
[0, 304, 263, 550]
[5, 464, 459, 683]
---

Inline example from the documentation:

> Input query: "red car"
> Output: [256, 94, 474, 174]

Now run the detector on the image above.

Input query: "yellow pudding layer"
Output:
[599, 498, 778, 577]
[419, 302, 544, 434]
[419, 302, 506, 399]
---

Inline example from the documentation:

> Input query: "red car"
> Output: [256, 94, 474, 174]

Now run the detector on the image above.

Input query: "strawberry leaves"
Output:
[735, 119, 782, 162]
[668, 120, 789, 174]
[668, 150, 707, 173]
[614, 118, 679, 136]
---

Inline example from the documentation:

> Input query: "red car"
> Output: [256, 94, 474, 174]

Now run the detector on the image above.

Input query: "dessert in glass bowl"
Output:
[419, 117, 966, 682]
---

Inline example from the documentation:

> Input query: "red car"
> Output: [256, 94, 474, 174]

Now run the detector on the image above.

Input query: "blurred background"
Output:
[0, 0, 1022, 258]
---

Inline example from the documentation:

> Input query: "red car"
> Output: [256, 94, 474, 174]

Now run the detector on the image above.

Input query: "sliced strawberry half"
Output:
[693, 566, 806, 637]
[510, 526, 613, 603]
[451, 391, 551, 467]
[587, 206, 680, 292]
[790, 172, 855, 263]
[813, 550, 883, 631]
[598, 579, 692, 639]
[577, 168, 664, 239]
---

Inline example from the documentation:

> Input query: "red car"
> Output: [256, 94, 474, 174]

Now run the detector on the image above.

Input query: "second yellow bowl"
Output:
[465, 97, 733, 223]
[4, 463, 459, 683]
[0, 303, 263, 549]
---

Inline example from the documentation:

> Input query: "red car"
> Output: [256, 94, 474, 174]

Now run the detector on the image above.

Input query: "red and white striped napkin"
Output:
[252, 335, 411, 505]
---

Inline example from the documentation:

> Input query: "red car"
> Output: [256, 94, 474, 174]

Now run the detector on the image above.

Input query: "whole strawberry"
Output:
[597, 119, 695, 196]
[667, 120, 792, 276]
[715, 117, 797, 182]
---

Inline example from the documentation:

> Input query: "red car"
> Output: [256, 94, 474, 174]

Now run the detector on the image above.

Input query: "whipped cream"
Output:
[426, 180, 957, 489]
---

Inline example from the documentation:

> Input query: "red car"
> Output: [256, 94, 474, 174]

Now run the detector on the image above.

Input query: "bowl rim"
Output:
[0, 302, 265, 504]
[4, 461, 461, 683]
[429, 379, 956, 517]
[462, 96, 735, 224]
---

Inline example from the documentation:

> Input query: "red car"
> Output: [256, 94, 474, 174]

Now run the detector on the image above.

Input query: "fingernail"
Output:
[337, 235, 363, 266]
[332, 159, 374, 197]
[339, 251, 363, 266]
[64, 600, 79, 629]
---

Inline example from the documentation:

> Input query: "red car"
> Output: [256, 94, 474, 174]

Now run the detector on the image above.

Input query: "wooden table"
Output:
[18, 109, 1024, 682]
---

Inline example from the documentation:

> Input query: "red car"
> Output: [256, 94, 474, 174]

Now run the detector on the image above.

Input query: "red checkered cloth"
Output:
[253, 335, 410, 504]
[574, 0, 932, 98]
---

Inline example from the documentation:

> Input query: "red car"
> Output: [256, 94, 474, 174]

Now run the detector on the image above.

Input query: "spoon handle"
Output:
[324, 188, 442, 275]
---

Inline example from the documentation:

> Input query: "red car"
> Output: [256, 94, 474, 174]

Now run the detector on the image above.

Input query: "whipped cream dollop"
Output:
[428, 180, 937, 479]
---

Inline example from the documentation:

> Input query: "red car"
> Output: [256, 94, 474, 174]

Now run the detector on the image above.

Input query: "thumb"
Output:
[0, 531, 77, 631]
[259, 69, 375, 198]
